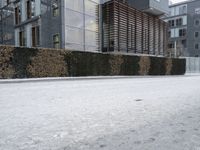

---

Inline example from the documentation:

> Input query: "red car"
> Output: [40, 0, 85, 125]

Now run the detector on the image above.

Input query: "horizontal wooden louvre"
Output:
[102, 0, 168, 55]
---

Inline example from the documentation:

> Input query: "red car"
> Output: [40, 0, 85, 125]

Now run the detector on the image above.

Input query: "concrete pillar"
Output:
[26, 24, 31, 47]
[15, 29, 19, 47]
[21, 0, 26, 22]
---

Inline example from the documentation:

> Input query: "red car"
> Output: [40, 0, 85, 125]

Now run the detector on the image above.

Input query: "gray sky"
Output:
[171, 0, 188, 4]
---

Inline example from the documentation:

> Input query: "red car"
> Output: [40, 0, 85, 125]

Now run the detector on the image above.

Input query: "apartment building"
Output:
[0, 0, 169, 55]
[164, 0, 200, 57]
[12, 0, 100, 52]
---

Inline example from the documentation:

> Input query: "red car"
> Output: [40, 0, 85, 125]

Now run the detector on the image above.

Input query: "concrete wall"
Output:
[128, 0, 169, 14]
[149, 0, 169, 14]
[128, 0, 149, 10]
[186, 57, 200, 73]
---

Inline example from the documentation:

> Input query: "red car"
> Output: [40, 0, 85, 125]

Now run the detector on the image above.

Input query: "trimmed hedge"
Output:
[149, 57, 166, 75]
[171, 58, 186, 75]
[0, 45, 186, 79]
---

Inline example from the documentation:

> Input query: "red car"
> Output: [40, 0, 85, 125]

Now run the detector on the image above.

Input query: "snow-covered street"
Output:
[1, 76, 200, 150]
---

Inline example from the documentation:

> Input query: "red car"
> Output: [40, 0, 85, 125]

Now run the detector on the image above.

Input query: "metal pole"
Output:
[0, 8, 2, 44]
[174, 40, 177, 58]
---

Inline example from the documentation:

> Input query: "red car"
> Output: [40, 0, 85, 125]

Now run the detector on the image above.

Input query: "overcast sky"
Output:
[171, 0, 188, 4]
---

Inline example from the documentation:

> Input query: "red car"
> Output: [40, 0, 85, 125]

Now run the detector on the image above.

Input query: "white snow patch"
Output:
[0, 76, 200, 149]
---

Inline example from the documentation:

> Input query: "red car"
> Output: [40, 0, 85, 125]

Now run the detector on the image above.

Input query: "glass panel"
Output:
[85, 15, 97, 31]
[85, 0, 98, 16]
[66, 27, 84, 44]
[65, 43, 84, 51]
[65, 0, 83, 12]
[85, 45, 98, 51]
[19, 30, 26, 46]
[85, 30, 97, 46]
[31, 0, 35, 17]
[66, 9, 84, 28]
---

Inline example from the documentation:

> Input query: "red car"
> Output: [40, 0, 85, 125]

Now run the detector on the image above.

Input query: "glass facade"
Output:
[65, 0, 100, 51]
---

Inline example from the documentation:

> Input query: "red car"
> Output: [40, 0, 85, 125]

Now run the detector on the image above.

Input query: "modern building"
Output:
[164, 0, 200, 57]
[102, 0, 168, 55]
[12, 0, 100, 52]
[0, 0, 169, 56]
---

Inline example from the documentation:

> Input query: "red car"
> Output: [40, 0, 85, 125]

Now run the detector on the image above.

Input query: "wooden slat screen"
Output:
[102, 0, 168, 55]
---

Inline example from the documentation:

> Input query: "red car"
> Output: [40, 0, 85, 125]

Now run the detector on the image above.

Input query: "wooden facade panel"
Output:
[102, 0, 168, 55]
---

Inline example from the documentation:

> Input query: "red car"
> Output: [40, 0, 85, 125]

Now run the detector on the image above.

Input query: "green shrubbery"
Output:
[0, 46, 186, 79]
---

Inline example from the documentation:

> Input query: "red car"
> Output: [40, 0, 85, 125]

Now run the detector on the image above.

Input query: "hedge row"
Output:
[0, 46, 186, 79]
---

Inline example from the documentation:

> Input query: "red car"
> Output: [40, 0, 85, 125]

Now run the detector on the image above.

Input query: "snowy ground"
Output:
[1, 76, 200, 150]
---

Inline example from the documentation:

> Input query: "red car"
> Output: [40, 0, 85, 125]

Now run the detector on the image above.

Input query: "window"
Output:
[168, 31, 171, 38]
[171, 20, 175, 27]
[179, 28, 186, 37]
[31, 0, 35, 17]
[52, 1, 59, 17]
[26, 0, 35, 19]
[27, 0, 31, 19]
[19, 30, 26, 46]
[176, 18, 182, 26]
[195, 19, 200, 26]
[182, 6, 187, 14]
[182, 40, 187, 48]
[15, 5, 21, 25]
[170, 7, 175, 16]
[168, 20, 171, 26]
[168, 20, 175, 27]
[168, 43, 175, 49]
[195, 43, 199, 50]
[7, 0, 10, 5]
[32, 26, 40, 47]
[195, 8, 200, 14]
[53, 34, 60, 48]
[195, 32, 199, 38]
[179, 5, 187, 14]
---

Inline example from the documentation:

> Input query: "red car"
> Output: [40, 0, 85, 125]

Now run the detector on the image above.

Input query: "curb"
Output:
[0, 75, 198, 84]
[0, 76, 137, 84]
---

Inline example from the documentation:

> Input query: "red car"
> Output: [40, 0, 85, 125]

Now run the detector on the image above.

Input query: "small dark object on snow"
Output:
[135, 99, 143, 102]
[99, 144, 107, 148]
